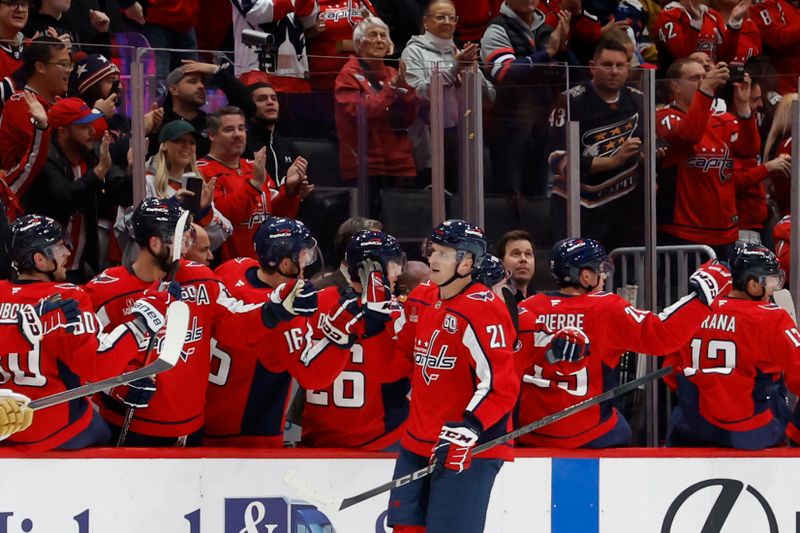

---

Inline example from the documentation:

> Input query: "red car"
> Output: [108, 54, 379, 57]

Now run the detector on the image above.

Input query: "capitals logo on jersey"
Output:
[686, 145, 733, 182]
[467, 290, 495, 302]
[414, 330, 457, 385]
[582, 115, 640, 158]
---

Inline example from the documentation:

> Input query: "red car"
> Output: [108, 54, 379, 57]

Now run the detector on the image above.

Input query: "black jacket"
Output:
[244, 121, 298, 186]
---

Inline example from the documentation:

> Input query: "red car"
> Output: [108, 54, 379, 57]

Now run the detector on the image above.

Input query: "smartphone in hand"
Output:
[181, 173, 204, 214]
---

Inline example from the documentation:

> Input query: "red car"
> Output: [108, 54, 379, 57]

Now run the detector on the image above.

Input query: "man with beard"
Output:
[197, 106, 307, 261]
[21, 97, 130, 283]
[244, 81, 314, 202]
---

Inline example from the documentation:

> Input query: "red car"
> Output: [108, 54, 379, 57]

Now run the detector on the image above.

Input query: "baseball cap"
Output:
[49, 98, 104, 129]
[159, 120, 197, 144]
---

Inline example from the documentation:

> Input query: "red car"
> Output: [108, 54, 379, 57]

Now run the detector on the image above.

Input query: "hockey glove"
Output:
[431, 417, 481, 475]
[125, 284, 178, 346]
[689, 260, 732, 306]
[263, 279, 317, 327]
[546, 326, 590, 364]
[293, 280, 318, 316]
[18, 297, 81, 345]
[113, 377, 157, 409]
[0, 390, 32, 439]
[320, 287, 363, 347]
[360, 258, 394, 323]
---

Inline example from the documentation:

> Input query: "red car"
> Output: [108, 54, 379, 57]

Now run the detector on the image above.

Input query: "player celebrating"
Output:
[204, 216, 352, 447]
[301, 229, 411, 451]
[0, 214, 171, 451]
[382, 220, 519, 533]
[666, 244, 800, 449]
[86, 199, 314, 446]
[515, 237, 732, 449]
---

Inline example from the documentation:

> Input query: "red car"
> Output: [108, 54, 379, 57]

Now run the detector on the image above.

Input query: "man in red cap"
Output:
[22, 97, 130, 283]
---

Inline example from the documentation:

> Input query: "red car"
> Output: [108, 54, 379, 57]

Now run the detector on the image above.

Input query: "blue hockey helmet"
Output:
[424, 219, 486, 270]
[474, 254, 510, 288]
[254, 216, 318, 270]
[731, 243, 784, 291]
[345, 230, 406, 282]
[551, 238, 613, 285]
[9, 214, 66, 271]
[131, 197, 185, 247]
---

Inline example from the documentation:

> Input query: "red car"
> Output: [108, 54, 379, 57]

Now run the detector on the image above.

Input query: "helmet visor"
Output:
[298, 237, 319, 268]
[595, 260, 615, 278]
[386, 253, 407, 279]
[763, 271, 785, 291]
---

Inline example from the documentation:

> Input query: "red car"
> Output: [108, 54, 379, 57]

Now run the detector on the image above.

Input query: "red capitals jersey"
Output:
[0, 280, 139, 452]
[384, 281, 519, 461]
[656, 90, 760, 245]
[0, 91, 54, 202]
[453, 0, 498, 42]
[515, 290, 711, 448]
[308, 0, 374, 91]
[85, 261, 270, 438]
[204, 258, 349, 447]
[730, 17, 763, 63]
[301, 285, 410, 450]
[750, 0, 800, 93]
[664, 298, 800, 433]
[196, 157, 299, 262]
[654, 3, 738, 72]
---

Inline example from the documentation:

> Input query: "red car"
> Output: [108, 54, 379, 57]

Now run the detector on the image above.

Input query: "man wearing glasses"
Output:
[0, 35, 69, 206]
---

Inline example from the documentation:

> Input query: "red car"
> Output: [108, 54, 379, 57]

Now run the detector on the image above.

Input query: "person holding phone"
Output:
[145, 120, 232, 253]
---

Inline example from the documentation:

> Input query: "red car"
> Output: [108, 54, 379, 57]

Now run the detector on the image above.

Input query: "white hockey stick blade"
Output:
[173, 209, 191, 263]
[283, 469, 344, 516]
[29, 301, 190, 411]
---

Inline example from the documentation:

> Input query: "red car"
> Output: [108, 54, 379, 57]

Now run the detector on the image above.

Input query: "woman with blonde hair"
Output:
[145, 120, 232, 251]
[762, 93, 797, 217]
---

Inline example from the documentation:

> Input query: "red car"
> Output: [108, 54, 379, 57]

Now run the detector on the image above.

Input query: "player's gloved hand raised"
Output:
[126, 282, 181, 346]
[262, 279, 318, 327]
[113, 377, 156, 409]
[0, 390, 33, 439]
[18, 296, 81, 345]
[689, 260, 732, 306]
[320, 286, 363, 347]
[546, 326, 590, 364]
[430, 415, 482, 475]
[359, 258, 394, 324]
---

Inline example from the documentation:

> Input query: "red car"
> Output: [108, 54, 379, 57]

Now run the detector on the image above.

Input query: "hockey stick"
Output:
[116, 209, 190, 446]
[284, 365, 672, 514]
[28, 301, 190, 411]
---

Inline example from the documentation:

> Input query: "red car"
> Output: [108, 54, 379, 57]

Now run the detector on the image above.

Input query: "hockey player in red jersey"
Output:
[656, 57, 760, 261]
[665, 244, 800, 449]
[382, 220, 519, 533]
[196, 106, 303, 262]
[85, 199, 315, 446]
[0, 214, 171, 451]
[204, 216, 355, 447]
[515, 238, 732, 449]
[301, 229, 411, 450]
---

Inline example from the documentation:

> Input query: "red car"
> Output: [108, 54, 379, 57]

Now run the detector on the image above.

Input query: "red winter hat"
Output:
[49, 97, 104, 129]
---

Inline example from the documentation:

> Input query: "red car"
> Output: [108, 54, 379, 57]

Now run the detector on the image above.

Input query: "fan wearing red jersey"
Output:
[85, 199, 312, 447]
[0, 215, 170, 452]
[515, 238, 731, 449]
[382, 220, 518, 533]
[196, 106, 302, 262]
[301, 230, 411, 451]
[749, 0, 800, 93]
[663, 244, 799, 449]
[204, 216, 352, 447]
[656, 58, 760, 261]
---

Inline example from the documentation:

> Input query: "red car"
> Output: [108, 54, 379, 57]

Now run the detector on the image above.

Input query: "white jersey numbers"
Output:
[689, 337, 737, 375]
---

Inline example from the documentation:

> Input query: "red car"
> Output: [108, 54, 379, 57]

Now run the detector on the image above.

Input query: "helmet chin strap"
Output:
[33, 248, 59, 281]
[438, 254, 471, 288]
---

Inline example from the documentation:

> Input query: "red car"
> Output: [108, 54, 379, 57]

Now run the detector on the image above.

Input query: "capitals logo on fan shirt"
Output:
[582, 115, 640, 158]
[414, 330, 457, 385]
[686, 145, 734, 183]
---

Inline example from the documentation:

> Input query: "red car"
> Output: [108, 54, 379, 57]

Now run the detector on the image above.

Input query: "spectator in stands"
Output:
[480, 0, 574, 195]
[749, 0, 800, 94]
[733, 79, 790, 244]
[656, 58, 759, 262]
[548, 38, 646, 253]
[243, 78, 314, 200]
[762, 93, 795, 217]
[0, 0, 28, 102]
[314, 215, 383, 289]
[197, 106, 305, 261]
[451, 0, 500, 44]
[0, 36, 68, 205]
[401, 0, 495, 191]
[146, 120, 231, 252]
[307, 0, 375, 91]
[184, 222, 214, 265]
[231, 0, 318, 84]
[773, 214, 790, 286]
[709, 0, 762, 64]
[495, 228, 535, 300]
[653, 0, 750, 76]
[118, 0, 199, 82]
[24, 0, 111, 52]
[334, 16, 419, 218]
[148, 60, 254, 158]
[21, 98, 122, 282]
